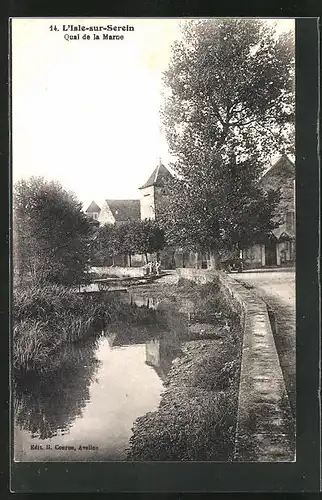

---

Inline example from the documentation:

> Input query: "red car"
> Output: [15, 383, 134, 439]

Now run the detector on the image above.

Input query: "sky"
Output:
[11, 18, 294, 210]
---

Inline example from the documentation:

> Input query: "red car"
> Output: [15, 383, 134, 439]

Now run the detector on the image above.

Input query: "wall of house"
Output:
[242, 244, 264, 269]
[276, 240, 296, 266]
[173, 250, 218, 270]
[140, 185, 155, 220]
[153, 185, 171, 220]
[98, 201, 116, 225]
[260, 161, 295, 237]
[242, 158, 295, 269]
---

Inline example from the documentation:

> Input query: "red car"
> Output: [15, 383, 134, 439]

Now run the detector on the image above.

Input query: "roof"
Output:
[106, 199, 140, 222]
[139, 163, 173, 190]
[85, 201, 101, 213]
[260, 154, 295, 185]
[273, 227, 296, 241]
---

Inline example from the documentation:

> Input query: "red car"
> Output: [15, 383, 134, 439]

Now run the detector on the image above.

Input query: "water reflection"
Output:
[14, 337, 101, 440]
[145, 334, 182, 382]
[14, 290, 219, 461]
[14, 293, 186, 461]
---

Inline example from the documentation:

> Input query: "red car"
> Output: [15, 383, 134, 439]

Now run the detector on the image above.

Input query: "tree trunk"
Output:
[145, 253, 148, 264]
[208, 249, 219, 270]
[129, 253, 132, 267]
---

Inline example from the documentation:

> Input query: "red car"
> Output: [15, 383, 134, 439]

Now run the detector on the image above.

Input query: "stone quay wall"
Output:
[176, 267, 295, 462]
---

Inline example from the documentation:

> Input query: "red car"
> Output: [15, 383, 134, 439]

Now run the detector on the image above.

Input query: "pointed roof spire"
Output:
[85, 200, 101, 213]
[139, 162, 173, 190]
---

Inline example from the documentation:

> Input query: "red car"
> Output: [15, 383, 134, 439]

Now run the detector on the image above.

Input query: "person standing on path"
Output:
[155, 260, 161, 276]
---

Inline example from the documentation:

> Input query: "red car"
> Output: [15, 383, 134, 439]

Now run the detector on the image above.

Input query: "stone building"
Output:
[242, 154, 295, 268]
[85, 199, 140, 226]
[85, 161, 172, 226]
[85, 155, 295, 271]
[85, 162, 174, 267]
[139, 162, 173, 220]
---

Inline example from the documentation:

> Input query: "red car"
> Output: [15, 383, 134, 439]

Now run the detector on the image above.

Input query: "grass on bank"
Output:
[127, 276, 243, 462]
[12, 283, 161, 373]
[127, 334, 241, 461]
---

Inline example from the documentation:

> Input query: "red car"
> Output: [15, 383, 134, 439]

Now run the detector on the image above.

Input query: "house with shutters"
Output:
[242, 154, 295, 268]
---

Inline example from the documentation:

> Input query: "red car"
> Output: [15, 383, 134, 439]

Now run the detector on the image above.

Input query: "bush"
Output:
[13, 320, 54, 372]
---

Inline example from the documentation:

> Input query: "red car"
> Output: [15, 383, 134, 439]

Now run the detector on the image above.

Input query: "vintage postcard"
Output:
[11, 17, 297, 468]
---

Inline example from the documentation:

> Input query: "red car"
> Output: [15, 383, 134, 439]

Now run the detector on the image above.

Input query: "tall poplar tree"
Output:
[161, 19, 294, 257]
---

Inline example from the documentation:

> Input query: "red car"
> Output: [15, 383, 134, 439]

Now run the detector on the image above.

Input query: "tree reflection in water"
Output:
[14, 337, 101, 440]
[14, 296, 191, 441]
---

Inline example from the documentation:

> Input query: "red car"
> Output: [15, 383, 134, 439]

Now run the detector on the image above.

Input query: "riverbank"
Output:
[128, 335, 241, 461]
[127, 276, 243, 461]
[13, 283, 163, 374]
[14, 275, 243, 461]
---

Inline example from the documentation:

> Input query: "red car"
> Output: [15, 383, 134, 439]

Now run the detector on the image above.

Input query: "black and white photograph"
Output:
[11, 17, 296, 464]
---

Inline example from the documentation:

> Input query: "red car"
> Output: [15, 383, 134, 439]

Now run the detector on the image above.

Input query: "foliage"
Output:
[91, 224, 119, 265]
[133, 219, 165, 262]
[93, 219, 165, 265]
[160, 19, 294, 254]
[13, 177, 91, 285]
[12, 284, 101, 372]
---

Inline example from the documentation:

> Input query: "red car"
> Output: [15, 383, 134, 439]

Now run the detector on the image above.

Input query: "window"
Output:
[93, 213, 98, 220]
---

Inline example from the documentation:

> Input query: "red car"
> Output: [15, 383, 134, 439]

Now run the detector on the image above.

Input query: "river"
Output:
[13, 293, 185, 462]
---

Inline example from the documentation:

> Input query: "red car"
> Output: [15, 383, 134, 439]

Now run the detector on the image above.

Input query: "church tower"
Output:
[139, 161, 173, 220]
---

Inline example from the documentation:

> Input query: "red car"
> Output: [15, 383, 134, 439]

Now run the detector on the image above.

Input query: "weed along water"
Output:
[14, 280, 242, 462]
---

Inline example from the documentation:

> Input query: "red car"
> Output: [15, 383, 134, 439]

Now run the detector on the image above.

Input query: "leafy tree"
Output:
[161, 19, 294, 257]
[115, 221, 138, 267]
[93, 220, 165, 266]
[92, 223, 119, 265]
[13, 177, 91, 285]
[135, 219, 165, 263]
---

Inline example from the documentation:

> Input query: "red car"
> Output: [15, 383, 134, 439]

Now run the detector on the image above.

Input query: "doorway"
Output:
[265, 239, 277, 266]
